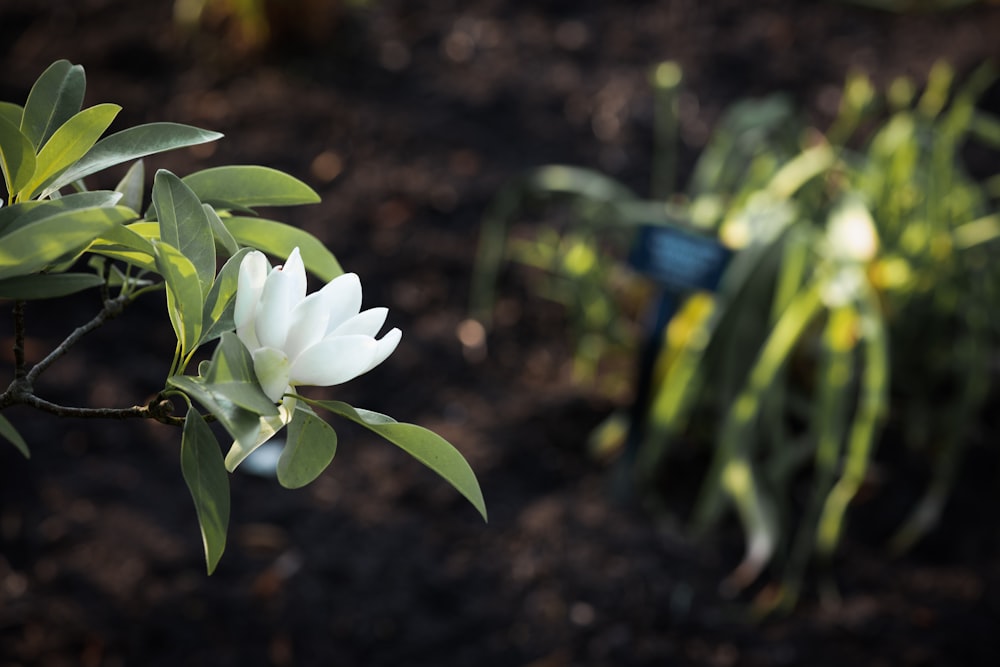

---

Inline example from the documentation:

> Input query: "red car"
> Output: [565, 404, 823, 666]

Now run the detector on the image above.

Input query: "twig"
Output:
[11, 393, 184, 426]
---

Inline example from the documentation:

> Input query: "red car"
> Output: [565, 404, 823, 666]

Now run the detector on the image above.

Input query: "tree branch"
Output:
[9, 393, 184, 426]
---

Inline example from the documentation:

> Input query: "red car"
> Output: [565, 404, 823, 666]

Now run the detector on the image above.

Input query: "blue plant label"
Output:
[629, 223, 731, 293]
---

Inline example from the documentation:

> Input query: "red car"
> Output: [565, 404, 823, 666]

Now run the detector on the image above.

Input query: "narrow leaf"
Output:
[277, 406, 338, 489]
[301, 398, 487, 521]
[0, 414, 29, 458]
[180, 407, 230, 574]
[151, 239, 204, 360]
[204, 204, 239, 257]
[19, 103, 121, 200]
[20, 60, 86, 150]
[223, 216, 343, 282]
[46, 123, 223, 193]
[114, 159, 145, 212]
[182, 165, 320, 208]
[0, 205, 134, 280]
[87, 222, 158, 272]
[152, 170, 216, 291]
[169, 375, 263, 453]
[0, 272, 104, 300]
[200, 248, 253, 345]
[0, 191, 124, 236]
[0, 115, 36, 199]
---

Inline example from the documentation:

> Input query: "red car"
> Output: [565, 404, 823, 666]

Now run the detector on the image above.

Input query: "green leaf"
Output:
[223, 216, 343, 282]
[45, 123, 223, 193]
[0, 102, 23, 128]
[152, 170, 216, 291]
[114, 159, 145, 212]
[180, 407, 230, 574]
[0, 115, 36, 200]
[20, 60, 86, 150]
[277, 405, 338, 489]
[204, 205, 240, 257]
[0, 272, 104, 300]
[169, 375, 262, 454]
[87, 222, 158, 272]
[0, 205, 134, 280]
[151, 239, 204, 360]
[200, 248, 253, 345]
[0, 190, 124, 236]
[202, 332, 278, 416]
[19, 103, 121, 200]
[182, 165, 320, 208]
[300, 398, 488, 521]
[0, 414, 29, 458]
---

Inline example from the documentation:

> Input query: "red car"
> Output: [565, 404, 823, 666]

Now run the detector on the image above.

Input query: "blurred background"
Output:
[2, 1, 1000, 665]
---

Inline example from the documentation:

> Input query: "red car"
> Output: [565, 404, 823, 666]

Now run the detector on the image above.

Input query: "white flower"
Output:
[234, 247, 402, 402]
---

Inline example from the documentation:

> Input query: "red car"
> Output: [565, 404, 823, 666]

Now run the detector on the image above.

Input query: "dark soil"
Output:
[3, 1, 1000, 665]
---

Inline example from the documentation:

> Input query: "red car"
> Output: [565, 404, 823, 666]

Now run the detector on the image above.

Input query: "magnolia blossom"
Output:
[234, 247, 401, 402]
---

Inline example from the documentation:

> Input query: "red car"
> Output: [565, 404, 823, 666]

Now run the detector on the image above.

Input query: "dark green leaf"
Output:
[182, 165, 320, 208]
[0, 272, 104, 300]
[0, 414, 29, 458]
[223, 216, 343, 282]
[0, 115, 35, 199]
[152, 170, 216, 291]
[20, 60, 86, 150]
[0, 205, 133, 280]
[200, 248, 252, 345]
[114, 159, 145, 212]
[300, 398, 487, 521]
[180, 407, 230, 574]
[204, 205, 239, 257]
[169, 375, 262, 453]
[278, 405, 338, 489]
[0, 102, 23, 128]
[47, 123, 223, 192]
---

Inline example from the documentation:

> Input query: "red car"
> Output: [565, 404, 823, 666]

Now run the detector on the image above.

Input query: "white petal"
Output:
[316, 272, 362, 334]
[252, 347, 292, 402]
[362, 327, 401, 374]
[234, 251, 269, 351]
[283, 289, 334, 361]
[255, 255, 306, 350]
[330, 307, 389, 338]
[288, 335, 377, 387]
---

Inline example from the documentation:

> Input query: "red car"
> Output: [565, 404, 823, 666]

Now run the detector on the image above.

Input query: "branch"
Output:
[9, 393, 184, 426]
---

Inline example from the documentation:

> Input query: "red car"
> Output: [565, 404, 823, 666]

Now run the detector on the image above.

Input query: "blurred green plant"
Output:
[473, 59, 1000, 611]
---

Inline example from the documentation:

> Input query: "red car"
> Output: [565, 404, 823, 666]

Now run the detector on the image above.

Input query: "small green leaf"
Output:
[200, 248, 253, 345]
[0, 414, 29, 458]
[0, 205, 134, 280]
[0, 272, 104, 300]
[0, 115, 36, 199]
[201, 333, 279, 416]
[88, 222, 158, 272]
[182, 165, 320, 208]
[152, 170, 216, 291]
[169, 375, 263, 453]
[20, 60, 86, 150]
[114, 159, 145, 212]
[46, 122, 223, 193]
[300, 398, 488, 521]
[0, 191, 124, 236]
[278, 405, 338, 489]
[223, 216, 343, 282]
[204, 205, 240, 257]
[180, 407, 230, 574]
[19, 103, 121, 200]
[151, 239, 204, 361]
[0, 102, 23, 128]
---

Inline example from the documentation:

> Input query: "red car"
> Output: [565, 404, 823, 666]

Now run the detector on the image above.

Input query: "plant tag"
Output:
[629, 223, 731, 293]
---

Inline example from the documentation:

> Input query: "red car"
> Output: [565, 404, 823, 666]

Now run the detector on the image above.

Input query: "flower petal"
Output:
[363, 327, 401, 374]
[234, 251, 269, 351]
[316, 272, 363, 334]
[330, 307, 389, 338]
[288, 334, 378, 387]
[252, 346, 292, 402]
[255, 250, 307, 350]
[283, 289, 334, 361]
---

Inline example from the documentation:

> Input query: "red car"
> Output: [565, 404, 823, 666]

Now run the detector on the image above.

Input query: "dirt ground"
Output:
[2, 1, 1000, 665]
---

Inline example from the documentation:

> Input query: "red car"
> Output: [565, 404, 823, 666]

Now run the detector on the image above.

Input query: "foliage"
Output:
[473, 59, 1000, 609]
[0, 60, 486, 574]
